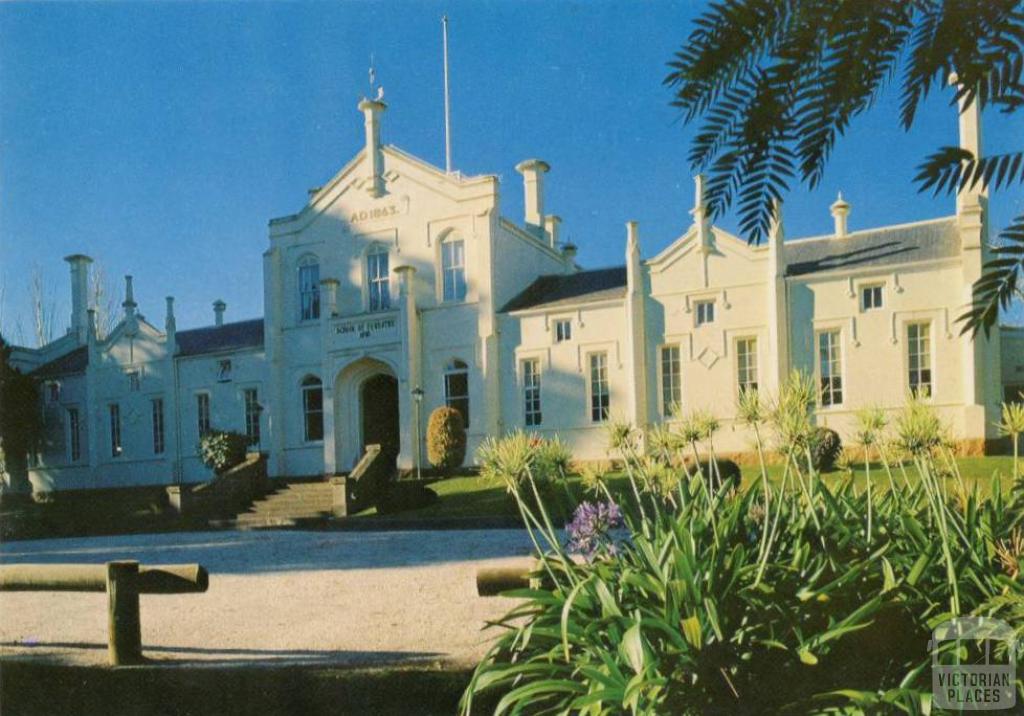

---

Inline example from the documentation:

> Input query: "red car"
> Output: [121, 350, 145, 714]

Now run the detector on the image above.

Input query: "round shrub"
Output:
[199, 430, 249, 475]
[685, 458, 741, 493]
[810, 427, 842, 471]
[426, 406, 466, 472]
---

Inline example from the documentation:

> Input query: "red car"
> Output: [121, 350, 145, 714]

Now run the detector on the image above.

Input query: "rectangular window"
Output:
[152, 398, 165, 455]
[695, 300, 715, 326]
[589, 352, 610, 423]
[68, 407, 81, 462]
[522, 359, 542, 427]
[368, 251, 391, 312]
[127, 370, 141, 392]
[554, 319, 572, 343]
[243, 388, 260, 446]
[109, 404, 122, 458]
[862, 285, 884, 311]
[444, 363, 470, 428]
[660, 345, 682, 416]
[736, 338, 759, 394]
[817, 331, 843, 407]
[197, 393, 211, 437]
[907, 322, 932, 397]
[442, 240, 467, 302]
[302, 382, 324, 442]
[47, 382, 61, 402]
[299, 262, 320, 320]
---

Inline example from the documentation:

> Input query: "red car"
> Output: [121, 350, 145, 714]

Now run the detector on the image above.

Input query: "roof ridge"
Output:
[789, 215, 956, 245]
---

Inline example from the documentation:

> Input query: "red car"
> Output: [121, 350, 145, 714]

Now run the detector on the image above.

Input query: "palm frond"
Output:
[959, 213, 1024, 337]
[916, 147, 1024, 195]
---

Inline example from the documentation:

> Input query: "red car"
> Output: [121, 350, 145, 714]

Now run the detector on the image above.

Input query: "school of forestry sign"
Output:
[334, 316, 398, 345]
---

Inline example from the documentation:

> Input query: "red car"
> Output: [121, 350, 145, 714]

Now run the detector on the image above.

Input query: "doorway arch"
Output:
[334, 357, 401, 470]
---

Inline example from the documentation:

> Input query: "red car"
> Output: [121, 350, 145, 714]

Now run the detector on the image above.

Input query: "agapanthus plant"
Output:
[565, 499, 623, 561]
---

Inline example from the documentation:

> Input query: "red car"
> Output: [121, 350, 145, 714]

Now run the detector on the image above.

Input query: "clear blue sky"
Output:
[1, 1, 1021, 341]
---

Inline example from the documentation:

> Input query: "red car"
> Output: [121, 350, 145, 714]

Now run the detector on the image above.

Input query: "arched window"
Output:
[298, 256, 320, 321]
[443, 359, 469, 427]
[441, 237, 466, 303]
[367, 246, 391, 312]
[301, 376, 324, 442]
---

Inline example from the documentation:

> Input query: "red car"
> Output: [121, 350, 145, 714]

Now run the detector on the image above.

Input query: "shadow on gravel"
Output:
[1, 660, 499, 716]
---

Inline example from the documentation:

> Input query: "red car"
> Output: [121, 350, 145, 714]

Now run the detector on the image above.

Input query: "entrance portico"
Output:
[329, 356, 405, 472]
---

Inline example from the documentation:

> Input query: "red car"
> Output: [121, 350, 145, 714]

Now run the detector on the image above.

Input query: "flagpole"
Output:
[443, 15, 453, 173]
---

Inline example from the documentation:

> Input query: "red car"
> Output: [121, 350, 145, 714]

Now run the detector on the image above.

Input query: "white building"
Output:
[8, 95, 1022, 493]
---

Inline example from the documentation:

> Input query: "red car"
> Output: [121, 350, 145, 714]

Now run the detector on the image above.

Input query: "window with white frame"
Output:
[522, 358, 542, 427]
[301, 376, 324, 442]
[589, 352, 610, 423]
[196, 393, 211, 437]
[68, 407, 81, 462]
[109, 404, 122, 458]
[298, 257, 320, 321]
[736, 338, 759, 393]
[554, 319, 572, 343]
[441, 238, 467, 302]
[660, 345, 681, 416]
[444, 359, 470, 427]
[152, 398, 165, 455]
[46, 381, 61, 403]
[817, 331, 843, 407]
[907, 322, 932, 397]
[695, 300, 715, 326]
[243, 388, 260, 446]
[127, 370, 141, 392]
[861, 285, 884, 311]
[367, 247, 391, 312]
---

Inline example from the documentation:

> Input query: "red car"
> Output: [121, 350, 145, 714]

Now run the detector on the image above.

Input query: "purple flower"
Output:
[566, 500, 623, 561]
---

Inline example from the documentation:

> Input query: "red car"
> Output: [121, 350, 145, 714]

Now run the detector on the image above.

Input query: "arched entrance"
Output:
[333, 357, 401, 471]
[360, 373, 400, 461]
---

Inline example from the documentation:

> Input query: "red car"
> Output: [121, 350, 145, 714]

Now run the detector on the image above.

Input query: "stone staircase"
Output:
[230, 480, 335, 529]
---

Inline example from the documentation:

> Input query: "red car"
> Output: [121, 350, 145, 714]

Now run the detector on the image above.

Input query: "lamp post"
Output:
[412, 387, 424, 480]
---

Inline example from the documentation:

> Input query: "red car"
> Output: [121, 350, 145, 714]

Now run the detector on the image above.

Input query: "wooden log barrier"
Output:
[0, 561, 209, 666]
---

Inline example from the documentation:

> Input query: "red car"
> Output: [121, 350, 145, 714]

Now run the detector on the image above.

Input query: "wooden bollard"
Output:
[0, 561, 208, 666]
[107, 561, 142, 666]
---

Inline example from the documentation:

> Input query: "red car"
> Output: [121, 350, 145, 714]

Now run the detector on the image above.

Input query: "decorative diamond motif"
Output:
[697, 346, 720, 370]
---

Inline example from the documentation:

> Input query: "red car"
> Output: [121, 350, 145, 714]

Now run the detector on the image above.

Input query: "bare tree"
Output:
[29, 266, 63, 348]
[90, 262, 119, 340]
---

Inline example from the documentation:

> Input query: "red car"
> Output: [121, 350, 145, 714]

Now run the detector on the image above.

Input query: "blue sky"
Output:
[1, 1, 1021, 341]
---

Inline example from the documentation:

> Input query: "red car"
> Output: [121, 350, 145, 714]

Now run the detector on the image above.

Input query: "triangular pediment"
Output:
[647, 223, 764, 273]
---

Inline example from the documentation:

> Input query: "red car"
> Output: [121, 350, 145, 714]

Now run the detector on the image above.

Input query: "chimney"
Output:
[691, 175, 713, 252]
[543, 215, 561, 249]
[122, 275, 137, 317]
[64, 254, 93, 343]
[949, 72, 985, 212]
[830, 193, 850, 237]
[213, 299, 226, 326]
[358, 98, 387, 198]
[515, 159, 550, 234]
[561, 241, 578, 274]
[165, 296, 176, 336]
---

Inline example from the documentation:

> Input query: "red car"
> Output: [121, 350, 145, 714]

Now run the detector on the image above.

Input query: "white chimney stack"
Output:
[122, 275, 137, 317]
[64, 254, 93, 343]
[358, 98, 387, 198]
[830, 192, 851, 238]
[213, 299, 226, 326]
[543, 215, 561, 249]
[516, 159, 550, 235]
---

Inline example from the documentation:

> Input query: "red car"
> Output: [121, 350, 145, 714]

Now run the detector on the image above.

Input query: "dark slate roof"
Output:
[33, 345, 88, 378]
[785, 217, 959, 277]
[500, 267, 628, 312]
[176, 318, 265, 357]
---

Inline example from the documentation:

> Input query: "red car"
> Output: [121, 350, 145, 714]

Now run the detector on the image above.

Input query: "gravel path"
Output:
[0, 529, 536, 668]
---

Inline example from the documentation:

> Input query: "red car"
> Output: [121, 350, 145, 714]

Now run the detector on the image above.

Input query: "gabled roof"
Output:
[176, 318, 265, 357]
[32, 345, 88, 378]
[785, 217, 959, 277]
[501, 267, 627, 313]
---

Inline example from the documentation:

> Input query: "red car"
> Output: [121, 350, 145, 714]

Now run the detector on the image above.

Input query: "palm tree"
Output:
[664, 0, 1023, 335]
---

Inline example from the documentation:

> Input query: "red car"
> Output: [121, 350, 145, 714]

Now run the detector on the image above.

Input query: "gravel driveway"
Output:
[0, 529, 537, 668]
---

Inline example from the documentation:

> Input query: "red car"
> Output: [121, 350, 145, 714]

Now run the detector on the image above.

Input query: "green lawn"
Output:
[358, 456, 1020, 522]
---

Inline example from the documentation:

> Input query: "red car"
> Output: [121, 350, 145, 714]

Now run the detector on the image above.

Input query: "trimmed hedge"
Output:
[426, 406, 466, 472]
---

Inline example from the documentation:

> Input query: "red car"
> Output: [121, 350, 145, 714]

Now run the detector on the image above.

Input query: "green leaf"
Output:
[681, 615, 703, 651]
[798, 647, 818, 666]
[620, 622, 646, 675]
